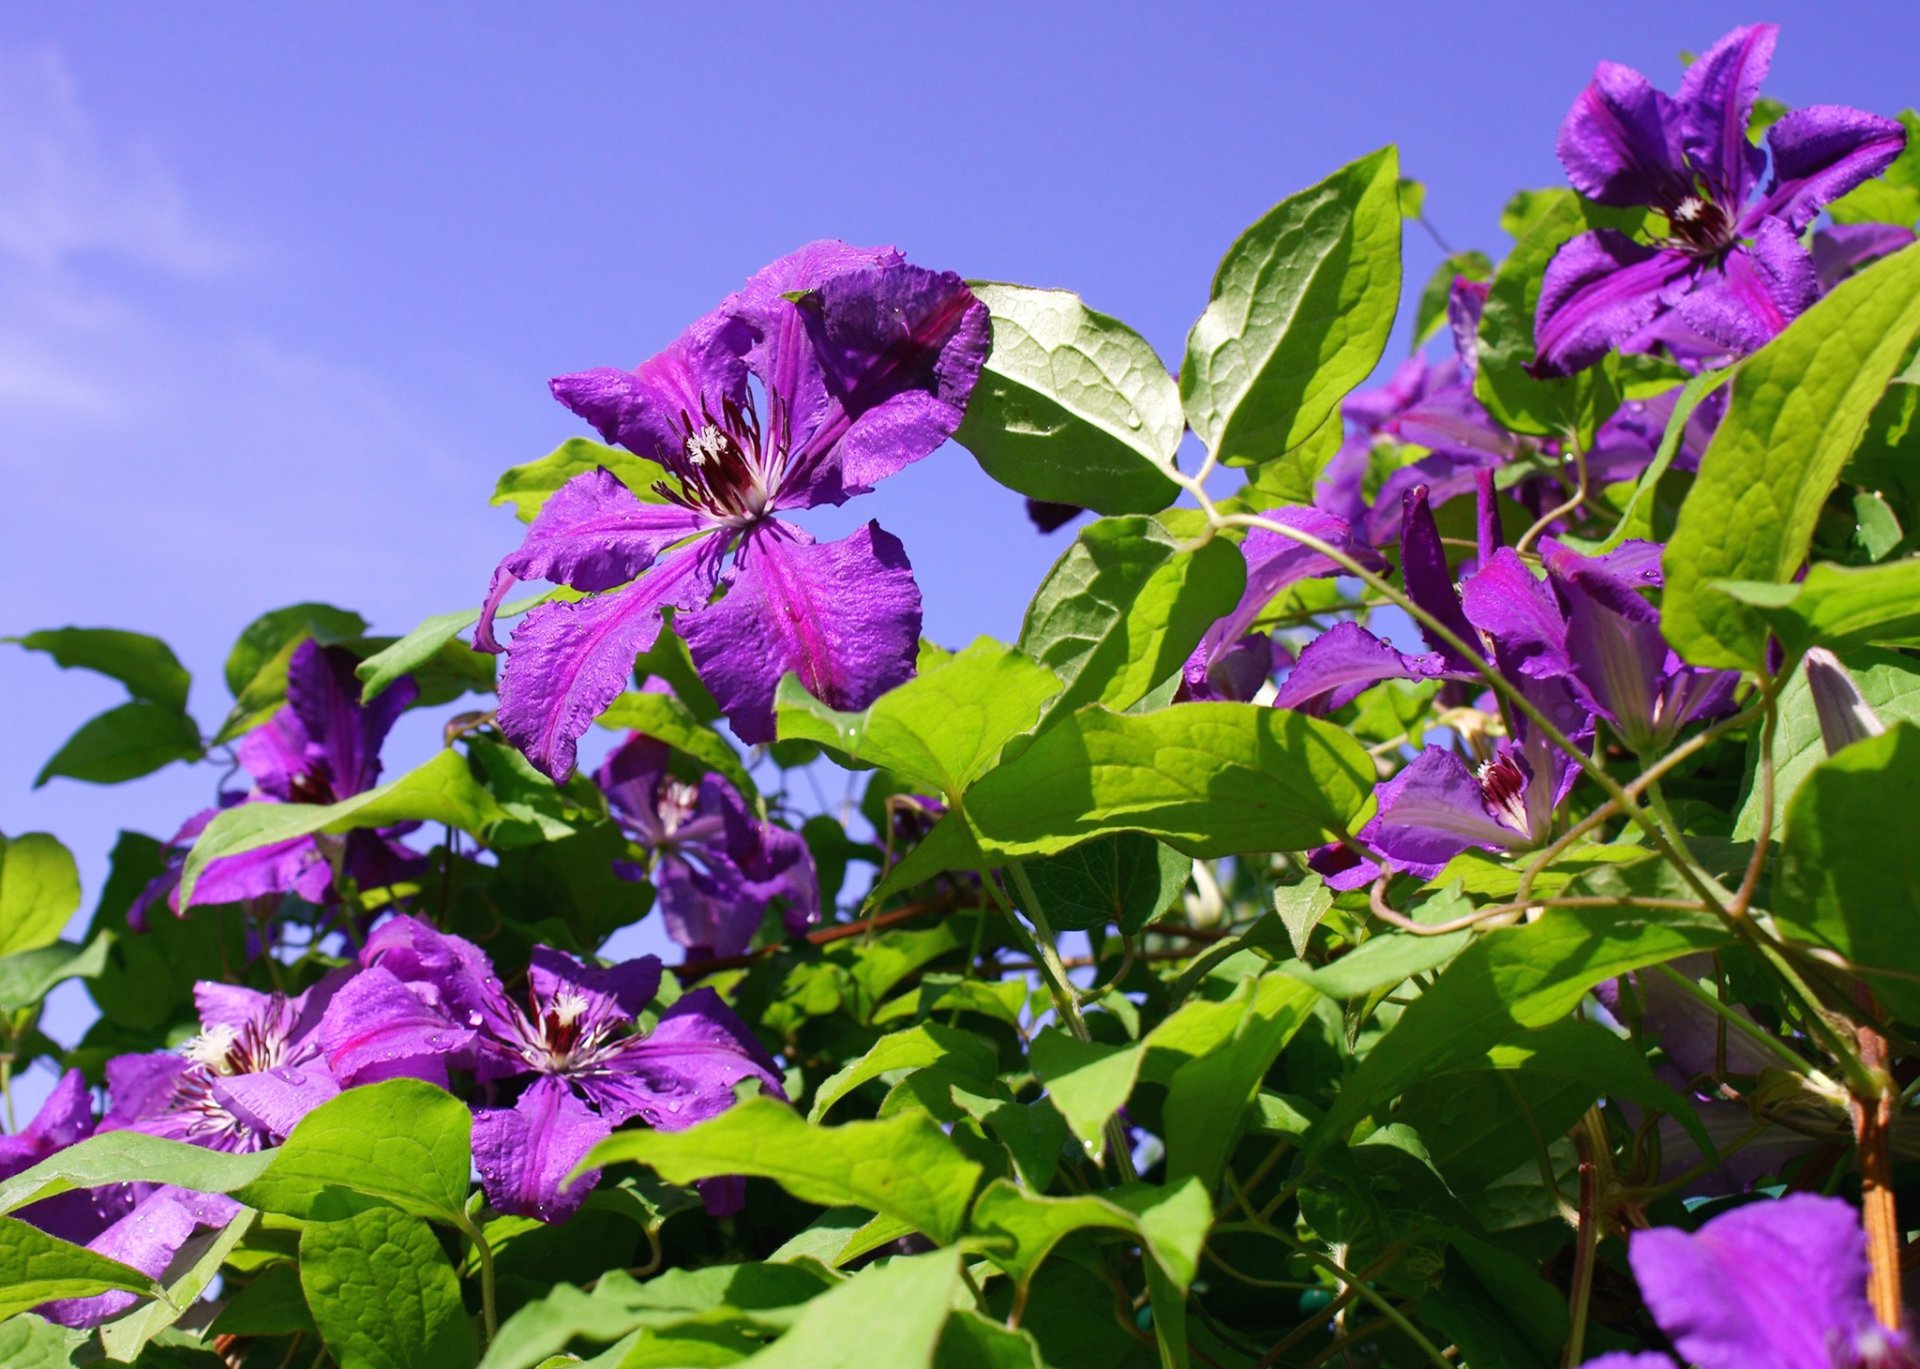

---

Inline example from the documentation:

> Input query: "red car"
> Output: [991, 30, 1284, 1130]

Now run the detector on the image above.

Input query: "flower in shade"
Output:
[476, 243, 990, 780]
[322, 915, 784, 1223]
[131, 639, 422, 923]
[1582, 1194, 1917, 1368]
[598, 732, 818, 959]
[1534, 23, 1907, 377]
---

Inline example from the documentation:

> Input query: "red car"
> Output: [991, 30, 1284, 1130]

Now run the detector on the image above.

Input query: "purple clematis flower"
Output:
[1812, 222, 1918, 290]
[131, 639, 422, 922]
[477, 242, 990, 780]
[598, 732, 818, 960]
[1534, 24, 1907, 377]
[323, 915, 784, 1223]
[1582, 1194, 1917, 1368]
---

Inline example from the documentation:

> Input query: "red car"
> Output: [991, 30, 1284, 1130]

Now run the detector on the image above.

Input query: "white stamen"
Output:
[1672, 195, 1706, 223]
[551, 990, 591, 1028]
[685, 424, 730, 468]
[182, 1023, 240, 1072]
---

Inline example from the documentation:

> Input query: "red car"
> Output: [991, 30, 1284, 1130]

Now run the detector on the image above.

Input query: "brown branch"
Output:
[675, 893, 972, 979]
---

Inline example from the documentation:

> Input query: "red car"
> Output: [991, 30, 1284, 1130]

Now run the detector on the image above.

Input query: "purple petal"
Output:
[550, 322, 749, 461]
[1628, 1195, 1878, 1369]
[1460, 549, 1571, 681]
[1579, 1357, 1677, 1369]
[584, 989, 783, 1129]
[1533, 231, 1695, 379]
[1812, 223, 1918, 291]
[1025, 498, 1085, 534]
[1200, 506, 1380, 661]
[1753, 105, 1910, 234]
[1177, 633, 1280, 705]
[1562, 592, 1668, 746]
[655, 854, 761, 960]
[287, 641, 417, 797]
[1312, 433, 1372, 527]
[708, 777, 820, 934]
[497, 534, 726, 782]
[317, 964, 480, 1086]
[210, 1064, 340, 1144]
[0, 1069, 95, 1177]
[102, 1052, 191, 1131]
[472, 1076, 609, 1225]
[1368, 746, 1526, 870]
[1342, 355, 1450, 433]
[476, 471, 715, 654]
[1599, 955, 1776, 1082]
[180, 832, 331, 911]
[1474, 470, 1500, 566]
[235, 710, 310, 804]
[1364, 448, 1504, 547]
[1675, 218, 1818, 357]
[1447, 277, 1490, 376]
[1398, 486, 1478, 666]
[1271, 621, 1455, 716]
[680, 520, 921, 746]
[38, 1189, 202, 1327]
[1392, 385, 1514, 460]
[1676, 24, 1775, 208]
[528, 945, 660, 1028]
[1556, 60, 1691, 209]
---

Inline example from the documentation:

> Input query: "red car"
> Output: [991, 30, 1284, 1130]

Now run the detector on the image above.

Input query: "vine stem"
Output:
[1851, 986, 1903, 1331]
[1563, 1109, 1607, 1368]
[455, 1213, 498, 1346]
[1259, 1228, 1452, 1369]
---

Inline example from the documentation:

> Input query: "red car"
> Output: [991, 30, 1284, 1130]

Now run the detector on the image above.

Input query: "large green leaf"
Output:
[1018, 514, 1245, 721]
[0, 832, 80, 957]
[0, 1215, 156, 1319]
[0, 1315, 85, 1369]
[180, 749, 508, 904]
[740, 1249, 960, 1369]
[1163, 973, 1320, 1187]
[492, 437, 675, 521]
[582, 1097, 982, 1243]
[236, 1079, 474, 1225]
[1663, 243, 1920, 668]
[599, 689, 756, 798]
[357, 590, 551, 702]
[5, 627, 191, 711]
[1713, 559, 1920, 659]
[1308, 904, 1730, 1155]
[0, 1131, 275, 1216]
[1734, 646, 1920, 839]
[809, 1022, 998, 1123]
[969, 1178, 1210, 1298]
[1776, 722, 1920, 1019]
[223, 602, 368, 697]
[960, 702, 1375, 860]
[0, 933, 112, 1015]
[98, 1209, 255, 1363]
[34, 701, 203, 787]
[1017, 832, 1188, 934]
[775, 639, 1060, 804]
[300, 1207, 476, 1369]
[952, 284, 1183, 514]
[1183, 147, 1403, 466]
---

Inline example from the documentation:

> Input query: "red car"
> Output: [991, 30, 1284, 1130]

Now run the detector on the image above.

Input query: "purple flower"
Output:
[598, 733, 818, 960]
[1811, 223, 1918, 291]
[322, 915, 784, 1223]
[132, 639, 422, 921]
[477, 242, 990, 780]
[1535, 24, 1907, 377]
[1583, 1194, 1916, 1369]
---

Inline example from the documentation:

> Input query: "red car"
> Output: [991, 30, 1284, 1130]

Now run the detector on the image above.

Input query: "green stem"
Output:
[1264, 1229, 1452, 1369]
[1646, 964, 1820, 1078]
[1563, 1111, 1605, 1368]
[455, 1213, 498, 1346]
[0, 1053, 14, 1133]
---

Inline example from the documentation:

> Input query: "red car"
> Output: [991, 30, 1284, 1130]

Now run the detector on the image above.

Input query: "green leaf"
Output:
[300, 1206, 476, 1369]
[224, 602, 368, 697]
[1411, 250, 1493, 348]
[1273, 878, 1333, 957]
[775, 639, 1061, 803]
[599, 689, 756, 798]
[357, 590, 550, 702]
[0, 932, 113, 1014]
[969, 1177, 1210, 1298]
[0, 832, 81, 956]
[959, 703, 1376, 860]
[1596, 366, 1733, 552]
[740, 1248, 960, 1369]
[0, 1314, 86, 1369]
[1733, 646, 1920, 839]
[1017, 833, 1188, 934]
[208, 1263, 318, 1338]
[582, 1097, 982, 1244]
[1474, 189, 1642, 437]
[1776, 722, 1920, 1019]
[1163, 974, 1319, 1187]
[0, 1130, 275, 1218]
[1308, 904, 1730, 1155]
[1222, 409, 1346, 511]
[492, 437, 675, 521]
[5, 627, 191, 710]
[99, 1209, 255, 1363]
[34, 701, 203, 787]
[0, 1214, 156, 1319]
[86, 831, 247, 1032]
[1663, 243, 1920, 668]
[1827, 110, 1920, 228]
[180, 749, 508, 905]
[809, 1022, 998, 1123]
[1713, 559, 1920, 659]
[1017, 514, 1245, 721]
[952, 284, 1183, 514]
[236, 1079, 473, 1224]
[937, 1311, 1046, 1369]
[1183, 146, 1403, 466]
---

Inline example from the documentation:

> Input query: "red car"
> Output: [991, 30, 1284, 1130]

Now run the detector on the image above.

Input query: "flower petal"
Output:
[550, 321, 749, 461]
[1556, 60, 1691, 209]
[1812, 223, 1917, 291]
[1369, 746, 1525, 866]
[102, 1052, 190, 1131]
[1533, 231, 1695, 379]
[1628, 1194, 1878, 1369]
[1676, 24, 1776, 208]
[181, 832, 331, 911]
[1753, 105, 1910, 234]
[1460, 548, 1571, 681]
[680, 520, 921, 745]
[1271, 621, 1456, 716]
[1674, 218, 1818, 357]
[317, 963, 479, 1087]
[38, 1190, 205, 1327]
[1398, 486, 1479, 666]
[585, 989, 783, 1129]
[210, 1064, 340, 1144]
[1561, 591, 1667, 747]
[497, 535, 725, 781]
[472, 1076, 609, 1224]
[1199, 506, 1380, 663]
[285, 640, 417, 796]
[528, 946, 660, 1029]
[0, 1069, 94, 1177]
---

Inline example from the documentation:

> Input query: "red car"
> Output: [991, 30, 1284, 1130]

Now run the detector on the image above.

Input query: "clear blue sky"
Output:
[3, 3, 1913, 1096]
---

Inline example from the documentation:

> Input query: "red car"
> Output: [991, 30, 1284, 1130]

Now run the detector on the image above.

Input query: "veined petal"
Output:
[1271, 621, 1456, 716]
[1342, 355, 1449, 432]
[1202, 506, 1379, 657]
[0, 1069, 94, 1176]
[103, 1052, 191, 1132]
[585, 989, 783, 1129]
[528, 946, 660, 1032]
[472, 1076, 609, 1225]
[181, 832, 331, 910]
[680, 520, 920, 745]
[1812, 223, 1917, 291]
[38, 1190, 204, 1328]
[708, 774, 820, 934]
[1398, 486, 1479, 665]
[550, 322, 749, 461]
[1533, 231, 1695, 378]
[1460, 549, 1571, 681]
[1628, 1195, 1879, 1369]
[1752, 106, 1910, 234]
[285, 640, 416, 797]
[1372, 746, 1528, 855]
[235, 709, 309, 803]
[1557, 60, 1691, 209]
[475, 470, 714, 653]
[1448, 277, 1490, 376]
[1563, 591, 1667, 748]
[497, 535, 726, 782]
[1365, 449, 1503, 547]
[211, 1064, 340, 1144]
[1674, 218, 1817, 357]
[318, 964, 480, 1086]
[1676, 24, 1775, 207]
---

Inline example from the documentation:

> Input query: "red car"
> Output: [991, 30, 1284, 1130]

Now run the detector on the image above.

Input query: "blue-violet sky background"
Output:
[3, 2, 1914, 1103]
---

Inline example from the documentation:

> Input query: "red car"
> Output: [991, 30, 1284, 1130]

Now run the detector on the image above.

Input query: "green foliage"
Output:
[5, 628, 191, 712]
[491, 437, 675, 521]
[1016, 833, 1187, 934]
[0, 833, 80, 957]
[0, 1216, 155, 1320]
[300, 1207, 476, 1369]
[1714, 560, 1920, 659]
